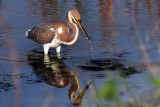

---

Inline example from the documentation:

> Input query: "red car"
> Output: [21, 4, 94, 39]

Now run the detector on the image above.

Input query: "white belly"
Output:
[45, 39, 60, 48]
[43, 38, 62, 54]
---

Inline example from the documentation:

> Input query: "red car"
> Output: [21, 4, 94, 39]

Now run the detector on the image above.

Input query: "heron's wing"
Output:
[28, 23, 56, 44]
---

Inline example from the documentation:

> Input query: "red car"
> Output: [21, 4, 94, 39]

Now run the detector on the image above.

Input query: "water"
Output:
[89, 40, 95, 60]
[0, 0, 160, 106]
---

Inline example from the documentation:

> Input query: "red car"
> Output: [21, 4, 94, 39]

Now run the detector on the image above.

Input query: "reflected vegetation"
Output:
[99, 0, 114, 24]
[27, 52, 91, 106]
[98, 0, 116, 51]
[27, 0, 64, 20]
[0, 30, 3, 47]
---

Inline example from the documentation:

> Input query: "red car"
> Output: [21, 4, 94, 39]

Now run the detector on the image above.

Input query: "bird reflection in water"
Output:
[27, 53, 91, 106]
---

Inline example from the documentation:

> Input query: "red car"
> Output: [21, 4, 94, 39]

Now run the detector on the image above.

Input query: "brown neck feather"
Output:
[63, 12, 79, 45]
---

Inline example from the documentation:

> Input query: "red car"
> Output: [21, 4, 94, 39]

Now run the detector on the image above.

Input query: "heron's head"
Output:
[68, 8, 80, 20]
[68, 8, 90, 40]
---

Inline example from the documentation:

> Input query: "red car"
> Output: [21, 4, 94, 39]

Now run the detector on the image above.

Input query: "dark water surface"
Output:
[0, 0, 160, 106]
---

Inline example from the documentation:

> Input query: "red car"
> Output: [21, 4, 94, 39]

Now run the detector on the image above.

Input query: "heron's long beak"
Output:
[74, 17, 90, 40]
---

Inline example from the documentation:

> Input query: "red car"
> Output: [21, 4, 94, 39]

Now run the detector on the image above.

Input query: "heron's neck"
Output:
[68, 76, 80, 104]
[64, 12, 79, 45]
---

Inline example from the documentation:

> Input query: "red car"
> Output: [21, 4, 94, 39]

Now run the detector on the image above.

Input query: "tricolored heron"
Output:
[25, 8, 90, 54]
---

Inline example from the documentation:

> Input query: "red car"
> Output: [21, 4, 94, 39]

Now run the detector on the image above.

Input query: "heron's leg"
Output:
[43, 44, 49, 54]
[56, 45, 61, 53]
[44, 54, 50, 63]
[56, 45, 61, 59]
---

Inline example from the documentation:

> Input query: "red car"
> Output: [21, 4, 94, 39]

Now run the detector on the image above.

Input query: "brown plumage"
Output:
[27, 21, 68, 44]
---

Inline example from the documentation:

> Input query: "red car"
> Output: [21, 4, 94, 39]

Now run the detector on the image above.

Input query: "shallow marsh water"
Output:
[0, 0, 160, 107]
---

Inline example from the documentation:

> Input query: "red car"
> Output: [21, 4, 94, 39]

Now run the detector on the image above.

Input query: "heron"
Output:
[25, 8, 90, 55]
